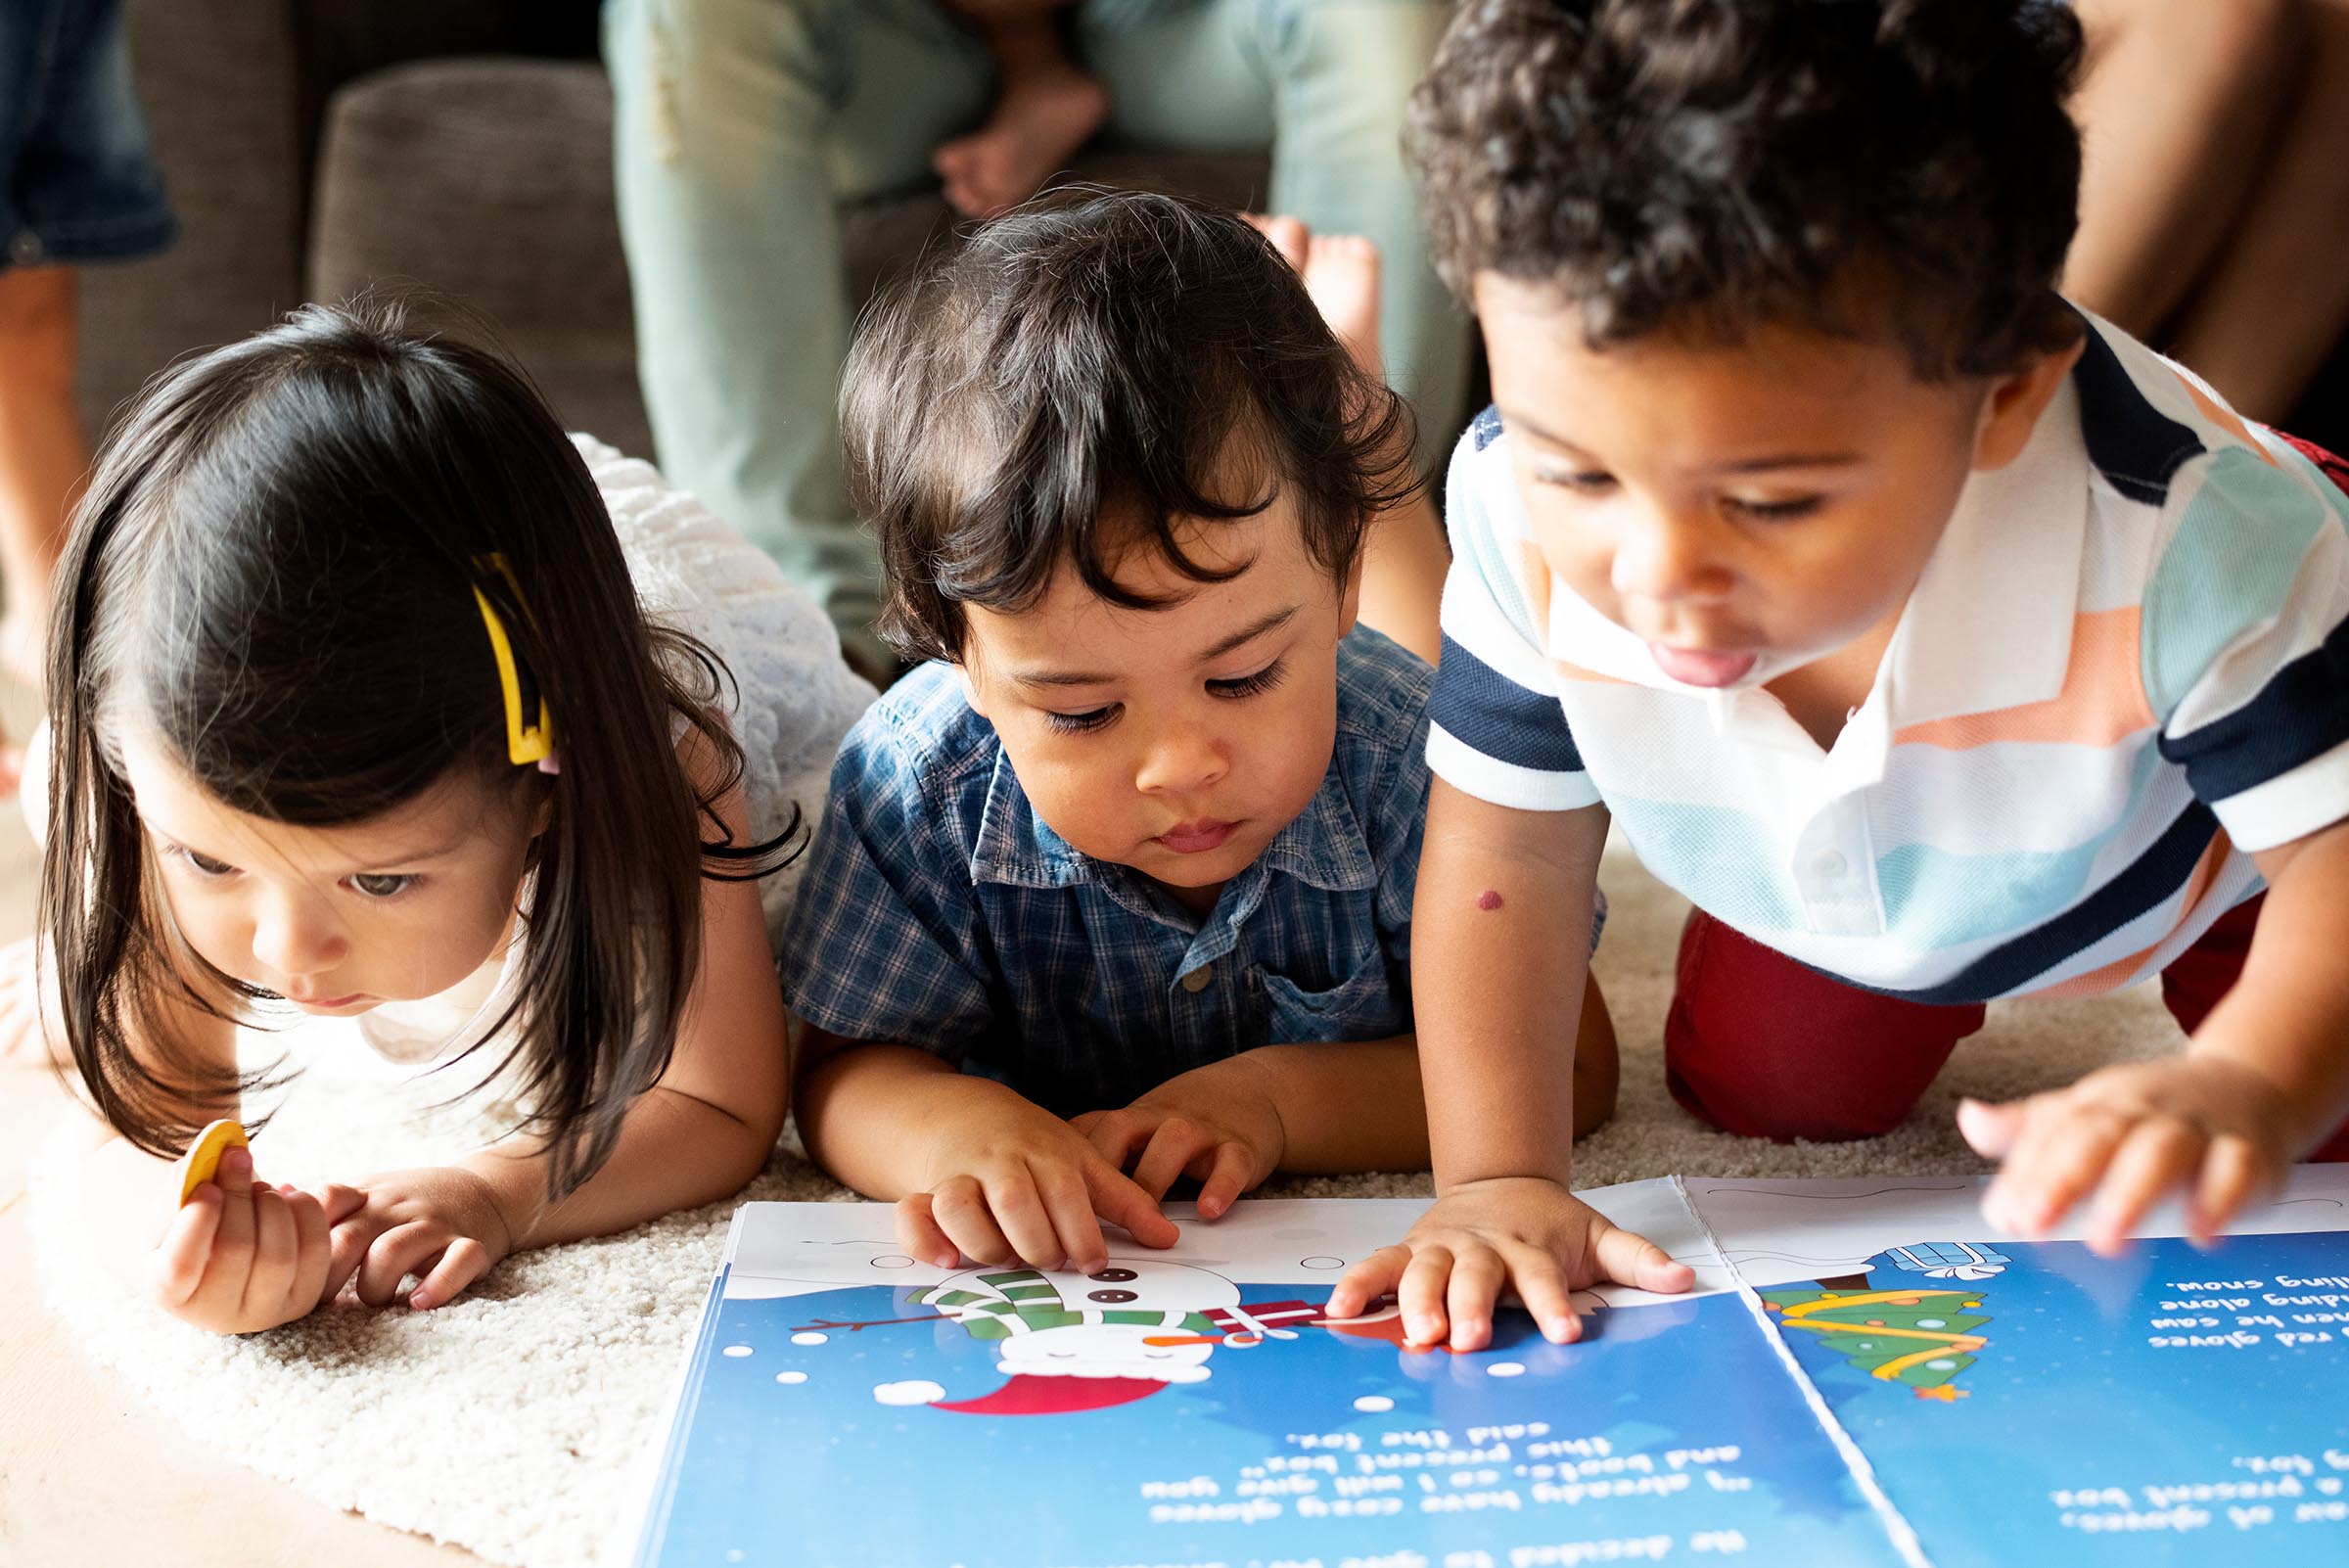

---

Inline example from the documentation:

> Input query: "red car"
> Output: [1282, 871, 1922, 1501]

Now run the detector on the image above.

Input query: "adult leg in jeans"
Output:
[1079, 0, 1469, 473]
[606, 0, 990, 678]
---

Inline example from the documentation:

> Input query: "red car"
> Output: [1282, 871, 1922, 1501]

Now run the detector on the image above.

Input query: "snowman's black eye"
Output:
[1088, 1288, 1139, 1304]
[1089, 1268, 1137, 1282]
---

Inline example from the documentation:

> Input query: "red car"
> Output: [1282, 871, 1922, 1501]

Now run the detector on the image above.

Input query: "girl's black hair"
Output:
[44, 300, 796, 1199]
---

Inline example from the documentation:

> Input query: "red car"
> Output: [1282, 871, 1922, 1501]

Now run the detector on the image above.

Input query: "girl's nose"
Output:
[251, 894, 347, 980]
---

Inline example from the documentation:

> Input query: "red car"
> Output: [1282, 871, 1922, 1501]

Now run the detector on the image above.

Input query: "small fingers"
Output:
[283, 1188, 332, 1320]
[1325, 1246, 1406, 1321]
[1590, 1222, 1696, 1296]
[2087, 1119, 2205, 1256]
[409, 1236, 493, 1311]
[1129, 1120, 1211, 1203]
[240, 1187, 299, 1324]
[981, 1166, 1065, 1269]
[930, 1175, 1017, 1268]
[354, 1222, 438, 1309]
[152, 1188, 225, 1310]
[2190, 1134, 2273, 1245]
[895, 1193, 960, 1270]
[1031, 1160, 1109, 1274]
[1991, 1101, 2129, 1237]
[1442, 1245, 1508, 1352]
[1956, 1096, 2025, 1160]
[1079, 1111, 1150, 1175]
[1082, 1158, 1180, 1251]
[1193, 1141, 1255, 1222]
[1397, 1245, 1456, 1348]
[1502, 1243, 1581, 1344]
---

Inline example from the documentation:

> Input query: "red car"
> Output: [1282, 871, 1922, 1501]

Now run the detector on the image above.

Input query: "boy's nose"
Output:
[1135, 723, 1227, 795]
[1611, 512, 1730, 606]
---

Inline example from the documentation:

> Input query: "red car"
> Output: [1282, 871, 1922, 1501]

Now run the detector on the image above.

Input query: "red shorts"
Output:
[1663, 895, 2349, 1161]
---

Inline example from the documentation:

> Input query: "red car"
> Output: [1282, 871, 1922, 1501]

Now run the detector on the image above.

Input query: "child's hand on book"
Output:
[1960, 1054, 2298, 1255]
[151, 1141, 337, 1334]
[307, 1165, 517, 1313]
[1072, 1056, 1288, 1222]
[897, 1096, 1181, 1273]
[1323, 1176, 1694, 1351]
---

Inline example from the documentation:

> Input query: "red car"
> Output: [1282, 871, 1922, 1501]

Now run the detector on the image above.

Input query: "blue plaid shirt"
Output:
[779, 627, 1434, 1115]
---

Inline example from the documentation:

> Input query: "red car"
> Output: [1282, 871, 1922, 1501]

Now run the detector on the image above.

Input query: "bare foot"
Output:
[932, 57, 1109, 219]
[1246, 215, 1384, 382]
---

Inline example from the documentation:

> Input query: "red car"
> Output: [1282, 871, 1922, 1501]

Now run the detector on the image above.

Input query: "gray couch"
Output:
[82, 0, 1272, 466]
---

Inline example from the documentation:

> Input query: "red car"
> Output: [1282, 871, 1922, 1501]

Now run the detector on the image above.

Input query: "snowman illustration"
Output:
[800, 1258, 1350, 1416]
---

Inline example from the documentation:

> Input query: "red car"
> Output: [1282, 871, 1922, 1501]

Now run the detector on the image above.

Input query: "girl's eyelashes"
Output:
[349, 872, 419, 899]
[1043, 704, 1120, 736]
[1209, 657, 1288, 700]
[173, 845, 238, 879]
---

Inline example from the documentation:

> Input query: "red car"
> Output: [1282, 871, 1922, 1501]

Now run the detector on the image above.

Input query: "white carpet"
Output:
[28, 846, 2179, 1566]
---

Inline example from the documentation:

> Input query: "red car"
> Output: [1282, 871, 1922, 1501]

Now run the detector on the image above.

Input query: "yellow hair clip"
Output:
[471, 553, 555, 767]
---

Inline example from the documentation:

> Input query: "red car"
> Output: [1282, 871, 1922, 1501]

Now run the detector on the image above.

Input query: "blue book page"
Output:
[1693, 1170, 2349, 1567]
[630, 1188, 1911, 1568]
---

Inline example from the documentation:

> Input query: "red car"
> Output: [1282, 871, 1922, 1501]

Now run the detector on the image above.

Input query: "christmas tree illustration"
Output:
[1759, 1275, 1991, 1403]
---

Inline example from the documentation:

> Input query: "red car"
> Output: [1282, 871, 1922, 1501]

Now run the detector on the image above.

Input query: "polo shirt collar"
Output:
[967, 746, 1377, 897]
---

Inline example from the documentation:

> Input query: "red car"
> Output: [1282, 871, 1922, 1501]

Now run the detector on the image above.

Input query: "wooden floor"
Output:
[0, 679, 474, 1564]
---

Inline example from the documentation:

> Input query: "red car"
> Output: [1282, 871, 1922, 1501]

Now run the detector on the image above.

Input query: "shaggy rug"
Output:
[28, 845, 2179, 1566]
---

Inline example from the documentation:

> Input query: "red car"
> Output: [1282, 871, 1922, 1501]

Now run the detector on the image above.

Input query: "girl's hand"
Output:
[152, 1143, 335, 1334]
[1323, 1176, 1694, 1351]
[1071, 1055, 1290, 1222]
[895, 1095, 1179, 1273]
[312, 1165, 517, 1312]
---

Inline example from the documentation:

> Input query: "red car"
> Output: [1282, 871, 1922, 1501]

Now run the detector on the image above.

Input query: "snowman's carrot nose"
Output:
[1142, 1334, 1223, 1347]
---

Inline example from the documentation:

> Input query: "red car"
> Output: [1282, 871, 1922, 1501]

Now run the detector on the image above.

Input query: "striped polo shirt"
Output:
[1428, 311, 2349, 1003]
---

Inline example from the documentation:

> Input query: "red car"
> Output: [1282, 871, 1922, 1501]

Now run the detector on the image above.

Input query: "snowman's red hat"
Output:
[933, 1375, 1164, 1416]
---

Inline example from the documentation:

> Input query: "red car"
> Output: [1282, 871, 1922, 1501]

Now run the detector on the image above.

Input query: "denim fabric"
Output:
[1, 0, 174, 270]
[780, 626, 1435, 1115]
[604, 0, 1462, 674]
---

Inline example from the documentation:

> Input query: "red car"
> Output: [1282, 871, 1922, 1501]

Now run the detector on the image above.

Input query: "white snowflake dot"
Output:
[1926, 1359, 1958, 1370]
[722, 1345, 753, 1358]
[791, 1331, 829, 1346]
[1354, 1395, 1395, 1413]
[1487, 1361, 1526, 1378]
[775, 1370, 808, 1385]
[1916, 1318, 1948, 1329]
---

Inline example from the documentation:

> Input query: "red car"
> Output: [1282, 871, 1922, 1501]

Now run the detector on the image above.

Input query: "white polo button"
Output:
[1180, 965, 1213, 992]
[1811, 850, 1849, 878]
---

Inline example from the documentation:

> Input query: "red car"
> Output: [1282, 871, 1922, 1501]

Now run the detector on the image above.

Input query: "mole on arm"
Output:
[1476, 889, 1504, 912]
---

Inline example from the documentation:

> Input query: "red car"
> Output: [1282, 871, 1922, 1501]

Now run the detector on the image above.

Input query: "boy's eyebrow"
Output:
[1497, 405, 1863, 473]
[1194, 605, 1299, 664]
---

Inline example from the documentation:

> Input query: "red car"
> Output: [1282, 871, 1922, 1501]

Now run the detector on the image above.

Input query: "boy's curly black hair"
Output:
[1411, 0, 2088, 377]
[843, 188, 1419, 665]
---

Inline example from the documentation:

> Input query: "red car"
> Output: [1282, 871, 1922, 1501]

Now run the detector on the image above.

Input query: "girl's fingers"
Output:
[1193, 1141, 1255, 1222]
[2087, 1119, 2204, 1256]
[321, 1216, 379, 1308]
[284, 1189, 333, 1317]
[153, 1187, 225, 1309]
[1443, 1245, 1508, 1352]
[894, 1193, 959, 1270]
[1031, 1159, 1108, 1274]
[410, 1235, 493, 1311]
[1396, 1245, 1457, 1349]
[354, 1221, 438, 1308]
[317, 1182, 370, 1225]
[241, 1187, 298, 1323]
[930, 1176, 1016, 1268]
[1325, 1247, 1406, 1321]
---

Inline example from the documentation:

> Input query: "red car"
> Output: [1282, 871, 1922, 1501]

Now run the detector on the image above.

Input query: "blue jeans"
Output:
[605, 0, 1463, 671]
[1, 0, 175, 271]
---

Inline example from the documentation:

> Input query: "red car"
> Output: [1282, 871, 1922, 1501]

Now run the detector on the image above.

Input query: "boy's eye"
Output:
[1043, 705, 1119, 736]
[1209, 658, 1288, 701]
[349, 872, 417, 899]
[1538, 468, 1616, 494]
[1726, 494, 1823, 522]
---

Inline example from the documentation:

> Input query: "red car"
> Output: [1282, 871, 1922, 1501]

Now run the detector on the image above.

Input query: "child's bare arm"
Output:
[1325, 780, 1690, 1347]
[1964, 813, 2349, 1249]
[797, 1022, 1178, 1272]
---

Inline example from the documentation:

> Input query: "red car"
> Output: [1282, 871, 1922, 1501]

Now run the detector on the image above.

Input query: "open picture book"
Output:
[625, 1170, 2349, 1567]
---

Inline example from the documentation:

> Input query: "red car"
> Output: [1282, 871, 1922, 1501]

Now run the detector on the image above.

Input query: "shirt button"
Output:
[1180, 965, 1213, 993]
[1812, 850, 1849, 878]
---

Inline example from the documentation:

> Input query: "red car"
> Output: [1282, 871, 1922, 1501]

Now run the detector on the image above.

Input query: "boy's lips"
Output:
[1156, 819, 1237, 854]
[1649, 643, 1759, 688]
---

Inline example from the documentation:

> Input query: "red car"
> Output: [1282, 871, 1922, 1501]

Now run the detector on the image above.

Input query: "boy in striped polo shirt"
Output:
[1329, 0, 2349, 1351]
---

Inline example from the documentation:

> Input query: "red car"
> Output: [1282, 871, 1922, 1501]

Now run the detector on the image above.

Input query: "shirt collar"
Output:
[967, 745, 1377, 897]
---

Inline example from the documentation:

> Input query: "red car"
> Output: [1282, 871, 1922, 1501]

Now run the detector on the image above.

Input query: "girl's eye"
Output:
[1043, 705, 1119, 736]
[349, 873, 417, 899]
[1727, 494, 1824, 522]
[1539, 469, 1616, 494]
[177, 847, 237, 878]
[1209, 658, 1288, 700]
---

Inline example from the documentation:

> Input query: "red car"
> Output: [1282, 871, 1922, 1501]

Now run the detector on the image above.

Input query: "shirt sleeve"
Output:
[1369, 704, 1430, 994]
[776, 709, 995, 1058]
[2148, 439, 2349, 853]
[1423, 415, 1603, 811]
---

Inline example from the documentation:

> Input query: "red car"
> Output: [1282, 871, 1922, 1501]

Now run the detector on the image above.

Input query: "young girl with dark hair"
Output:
[4, 301, 871, 1334]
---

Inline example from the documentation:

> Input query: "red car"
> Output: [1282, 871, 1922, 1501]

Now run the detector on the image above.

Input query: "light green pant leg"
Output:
[1081, 0, 1468, 470]
[604, 0, 990, 671]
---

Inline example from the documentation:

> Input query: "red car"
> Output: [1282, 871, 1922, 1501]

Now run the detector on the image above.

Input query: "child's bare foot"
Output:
[933, 57, 1109, 219]
[1246, 215, 1384, 382]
